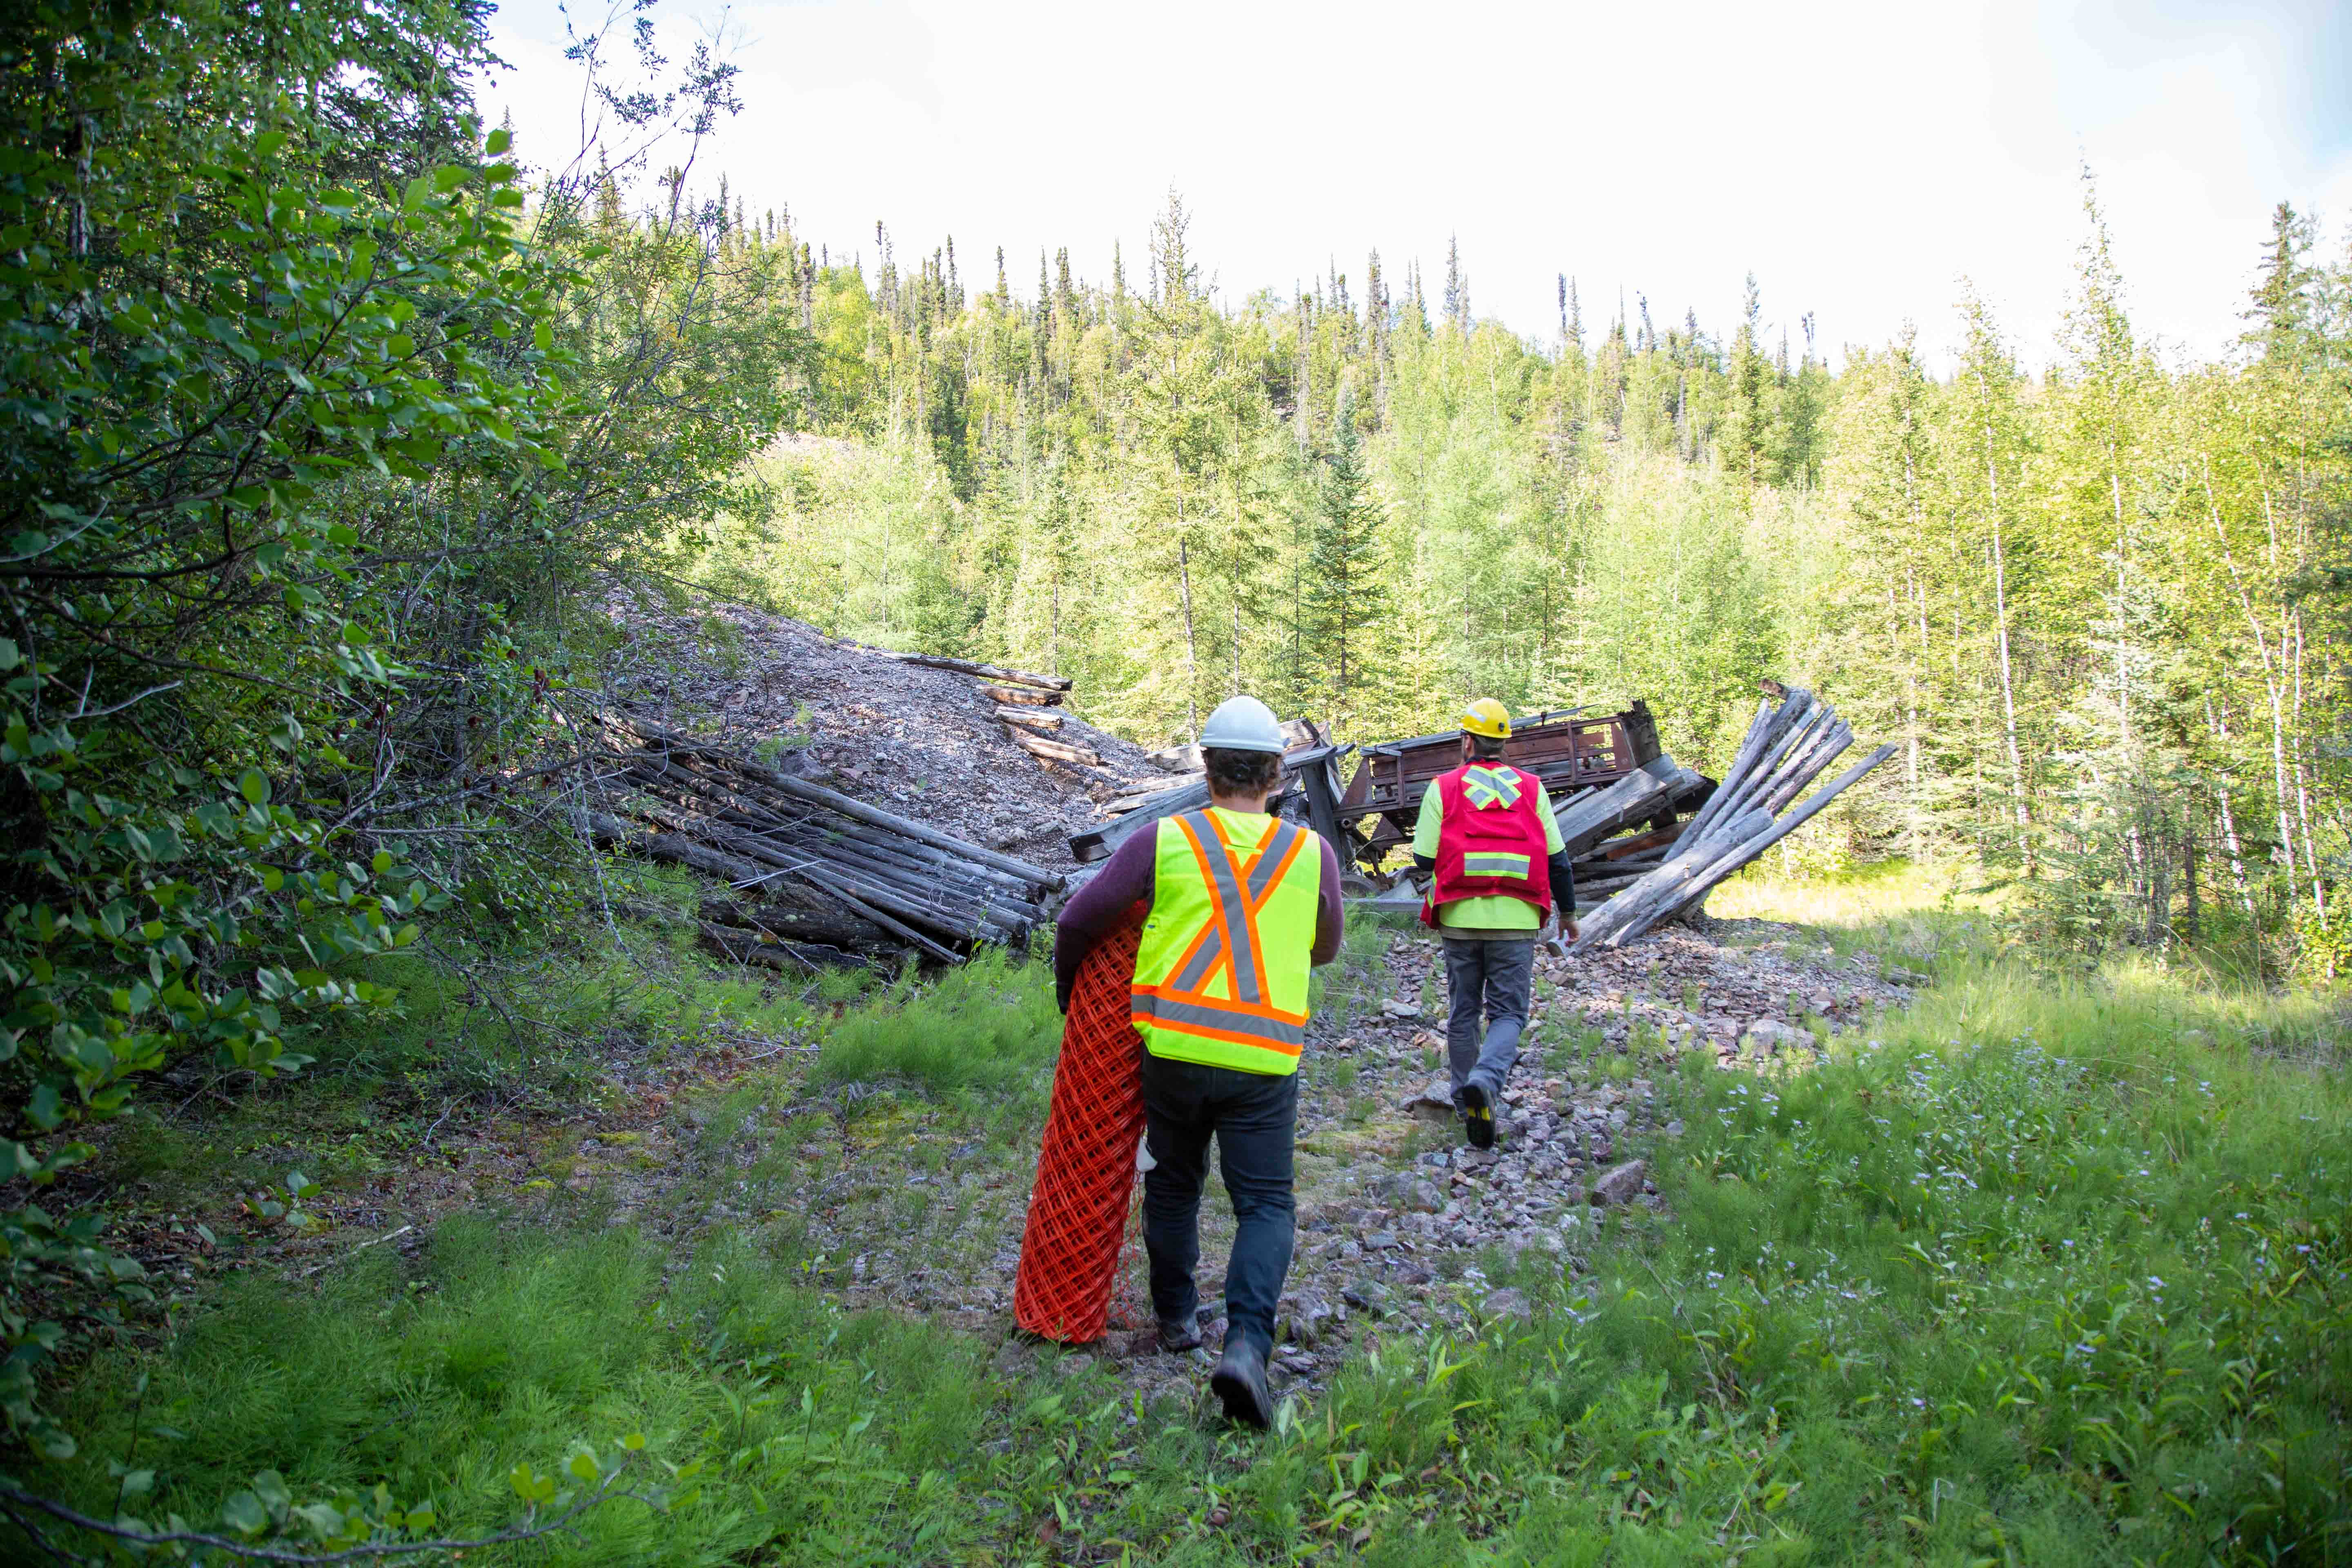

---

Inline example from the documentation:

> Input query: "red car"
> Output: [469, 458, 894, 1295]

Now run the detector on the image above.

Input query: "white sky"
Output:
[481, 0, 2352, 369]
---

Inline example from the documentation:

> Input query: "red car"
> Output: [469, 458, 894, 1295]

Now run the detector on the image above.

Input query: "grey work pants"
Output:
[1442, 937, 1534, 1100]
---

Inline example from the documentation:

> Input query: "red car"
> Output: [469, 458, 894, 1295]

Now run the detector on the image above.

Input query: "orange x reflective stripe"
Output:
[1129, 811, 1314, 1062]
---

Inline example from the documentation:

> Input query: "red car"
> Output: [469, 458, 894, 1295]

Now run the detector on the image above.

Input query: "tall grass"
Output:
[27, 871, 2351, 1564]
[810, 949, 1062, 1098]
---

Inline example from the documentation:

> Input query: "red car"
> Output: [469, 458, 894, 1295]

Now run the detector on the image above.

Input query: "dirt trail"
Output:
[636, 917, 1921, 1406]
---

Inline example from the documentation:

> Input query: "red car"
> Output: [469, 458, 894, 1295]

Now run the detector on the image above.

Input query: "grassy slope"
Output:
[27, 873, 2351, 1566]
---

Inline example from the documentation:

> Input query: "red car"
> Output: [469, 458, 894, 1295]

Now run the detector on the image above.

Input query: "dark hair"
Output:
[1468, 733, 1508, 762]
[1203, 746, 1283, 797]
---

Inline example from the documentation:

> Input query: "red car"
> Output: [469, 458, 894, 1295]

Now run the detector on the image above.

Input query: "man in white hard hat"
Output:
[1055, 695, 1343, 1428]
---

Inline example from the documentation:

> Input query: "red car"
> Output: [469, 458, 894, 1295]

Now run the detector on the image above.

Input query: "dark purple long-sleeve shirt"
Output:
[1054, 815, 1345, 1012]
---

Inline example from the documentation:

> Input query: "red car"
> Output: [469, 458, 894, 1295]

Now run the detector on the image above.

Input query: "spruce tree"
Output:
[1300, 382, 1393, 736]
[2244, 200, 2316, 362]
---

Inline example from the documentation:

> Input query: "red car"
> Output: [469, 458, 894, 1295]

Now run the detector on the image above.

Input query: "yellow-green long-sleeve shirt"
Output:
[1412, 772, 1566, 933]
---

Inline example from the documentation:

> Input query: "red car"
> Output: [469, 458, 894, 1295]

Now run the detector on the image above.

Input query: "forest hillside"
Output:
[686, 180, 2348, 971]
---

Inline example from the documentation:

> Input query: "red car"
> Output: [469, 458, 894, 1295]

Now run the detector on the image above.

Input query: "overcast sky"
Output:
[481, 0, 2352, 369]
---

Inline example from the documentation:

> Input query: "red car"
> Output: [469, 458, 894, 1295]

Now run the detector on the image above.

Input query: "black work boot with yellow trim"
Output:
[1458, 1081, 1497, 1150]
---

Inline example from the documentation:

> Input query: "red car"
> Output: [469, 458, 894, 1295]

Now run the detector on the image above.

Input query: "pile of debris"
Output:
[862, 651, 1102, 769]
[1572, 684, 1892, 951]
[601, 592, 1167, 866]
[1319, 684, 1888, 935]
[584, 719, 1065, 969]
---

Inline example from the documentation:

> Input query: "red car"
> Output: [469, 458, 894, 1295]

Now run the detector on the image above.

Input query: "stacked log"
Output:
[1570, 684, 1893, 951]
[860, 644, 1095, 768]
[1006, 728, 1101, 768]
[998, 706, 1063, 733]
[984, 681, 1062, 708]
[588, 719, 1064, 969]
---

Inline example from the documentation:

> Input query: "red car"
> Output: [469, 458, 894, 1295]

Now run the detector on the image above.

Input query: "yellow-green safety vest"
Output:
[1130, 809, 1321, 1075]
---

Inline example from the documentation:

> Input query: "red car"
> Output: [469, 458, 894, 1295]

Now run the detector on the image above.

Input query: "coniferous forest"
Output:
[708, 185, 2348, 970]
[1, 3, 2348, 1565]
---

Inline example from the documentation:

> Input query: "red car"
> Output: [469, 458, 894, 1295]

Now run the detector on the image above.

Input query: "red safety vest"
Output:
[1422, 764, 1553, 927]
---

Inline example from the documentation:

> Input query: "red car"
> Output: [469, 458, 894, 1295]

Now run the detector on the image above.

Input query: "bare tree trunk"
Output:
[2204, 461, 2302, 920]
[1987, 439, 2031, 863]
[2292, 606, 2325, 928]
[1177, 521, 1199, 737]
[2216, 785, 2252, 912]
[2183, 823, 2199, 941]
[2109, 441, 2131, 748]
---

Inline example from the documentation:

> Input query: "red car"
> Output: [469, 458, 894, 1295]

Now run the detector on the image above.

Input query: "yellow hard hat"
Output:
[1460, 698, 1512, 740]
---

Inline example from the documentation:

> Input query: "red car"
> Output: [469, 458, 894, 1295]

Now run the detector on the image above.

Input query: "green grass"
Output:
[811, 949, 1062, 1100]
[22, 871, 2352, 1565]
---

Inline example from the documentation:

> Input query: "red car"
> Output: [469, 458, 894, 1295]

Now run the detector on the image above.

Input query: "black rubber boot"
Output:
[1210, 1339, 1274, 1429]
[1458, 1081, 1496, 1149]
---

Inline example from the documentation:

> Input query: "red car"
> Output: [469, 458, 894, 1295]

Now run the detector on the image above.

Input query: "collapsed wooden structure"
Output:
[1568, 684, 1893, 949]
[1069, 684, 1886, 940]
[584, 719, 1064, 970]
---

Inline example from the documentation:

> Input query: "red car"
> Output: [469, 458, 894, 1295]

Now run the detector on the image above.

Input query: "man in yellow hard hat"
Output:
[1054, 695, 1343, 1428]
[1412, 699, 1577, 1150]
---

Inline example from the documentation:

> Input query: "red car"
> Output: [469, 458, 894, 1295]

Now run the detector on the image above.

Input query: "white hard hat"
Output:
[1199, 695, 1287, 755]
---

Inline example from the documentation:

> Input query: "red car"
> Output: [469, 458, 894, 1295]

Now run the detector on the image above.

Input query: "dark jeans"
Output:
[1138, 1053, 1297, 1359]
[1443, 937, 1534, 1099]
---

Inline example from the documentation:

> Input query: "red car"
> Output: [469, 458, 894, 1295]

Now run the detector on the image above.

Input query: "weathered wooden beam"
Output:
[981, 681, 1064, 708]
[880, 652, 1072, 691]
[1552, 755, 1703, 858]
[1004, 726, 1101, 768]
[998, 705, 1063, 733]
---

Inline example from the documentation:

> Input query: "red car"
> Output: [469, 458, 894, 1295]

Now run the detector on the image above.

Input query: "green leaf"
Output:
[238, 768, 271, 806]
[292, 1500, 349, 1538]
[221, 1490, 268, 1536]
[486, 127, 512, 155]
[533, 321, 554, 352]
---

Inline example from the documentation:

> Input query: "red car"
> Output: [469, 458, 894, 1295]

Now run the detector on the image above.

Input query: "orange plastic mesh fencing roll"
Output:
[1014, 920, 1148, 1344]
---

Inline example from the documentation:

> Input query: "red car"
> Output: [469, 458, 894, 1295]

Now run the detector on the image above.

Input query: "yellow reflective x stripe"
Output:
[1462, 766, 1523, 809]
[1462, 851, 1531, 879]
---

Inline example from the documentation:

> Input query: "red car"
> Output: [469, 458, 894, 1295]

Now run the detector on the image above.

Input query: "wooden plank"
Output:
[1005, 725, 1101, 768]
[881, 652, 1072, 691]
[1646, 744, 1897, 933]
[1552, 756, 1703, 857]
[981, 681, 1064, 707]
[997, 705, 1064, 733]
[1568, 806, 1774, 952]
